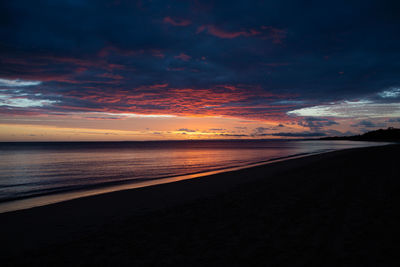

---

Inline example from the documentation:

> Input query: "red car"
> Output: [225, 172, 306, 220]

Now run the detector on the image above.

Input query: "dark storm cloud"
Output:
[1, 0, 400, 123]
[298, 117, 338, 131]
[351, 120, 386, 128]
[271, 132, 326, 137]
[177, 128, 196, 132]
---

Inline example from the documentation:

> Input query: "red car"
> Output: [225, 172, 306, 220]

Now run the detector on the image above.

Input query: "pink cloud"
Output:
[1, 53, 127, 85]
[98, 46, 165, 59]
[97, 46, 140, 58]
[1, 82, 299, 122]
[39, 55, 125, 72]
[261, 26, 287, 44]
[163, 16, 191, 26]
[197, 24, 286, 43]
[148, 83, 169, 89]
[56, 84, 296, 121]
[150, 49, 165, 58]
[98, 73, 124, 80]
[197, 25, 261, 39]
[174, 53, 191, 61]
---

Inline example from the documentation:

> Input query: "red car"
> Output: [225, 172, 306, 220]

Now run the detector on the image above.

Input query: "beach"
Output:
[1, 143, 399, 266]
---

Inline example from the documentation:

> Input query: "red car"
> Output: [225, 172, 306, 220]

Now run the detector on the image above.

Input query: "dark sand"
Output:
[1, 144, 399, 266]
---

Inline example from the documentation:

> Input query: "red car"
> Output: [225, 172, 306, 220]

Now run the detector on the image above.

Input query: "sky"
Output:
[1, 0, 400, 141]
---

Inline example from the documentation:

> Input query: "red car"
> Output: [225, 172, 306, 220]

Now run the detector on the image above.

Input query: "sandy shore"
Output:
[1, 144, 399, 266]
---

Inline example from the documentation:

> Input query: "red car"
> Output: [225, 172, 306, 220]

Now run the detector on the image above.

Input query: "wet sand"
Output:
[1, 144, 399, 266]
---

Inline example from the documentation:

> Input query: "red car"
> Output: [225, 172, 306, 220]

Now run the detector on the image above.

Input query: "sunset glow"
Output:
[1, 1, 400, 141]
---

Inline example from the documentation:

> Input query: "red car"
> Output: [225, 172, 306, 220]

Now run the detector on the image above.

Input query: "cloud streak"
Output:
[197, 25, 261, 39]
[0, 95, 57, 108]
[379, 88, 400, 98]
[288, 101, 400, 118]
[163, 16, 191, 26]
[0, 78, 41, 87]
[196, 24, 286, 43]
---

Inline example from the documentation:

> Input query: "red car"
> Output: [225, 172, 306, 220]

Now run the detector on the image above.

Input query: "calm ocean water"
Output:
[0, 140, 382, 203]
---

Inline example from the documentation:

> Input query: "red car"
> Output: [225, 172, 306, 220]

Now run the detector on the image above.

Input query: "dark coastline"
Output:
[1, 144, 399, 266]
[320, 127, 400, 142]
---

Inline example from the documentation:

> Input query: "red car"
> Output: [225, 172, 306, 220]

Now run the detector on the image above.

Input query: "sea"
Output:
[0, 140, 384, 211]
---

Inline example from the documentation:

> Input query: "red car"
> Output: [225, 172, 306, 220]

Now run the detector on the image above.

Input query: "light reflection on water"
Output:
[0, 140, 384, 203]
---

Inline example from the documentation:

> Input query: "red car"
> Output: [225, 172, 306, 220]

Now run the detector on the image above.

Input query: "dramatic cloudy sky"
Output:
[1, 0, 400, 140]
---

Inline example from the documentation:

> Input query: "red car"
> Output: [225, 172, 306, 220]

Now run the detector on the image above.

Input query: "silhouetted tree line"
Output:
[321, 127, 400, 142]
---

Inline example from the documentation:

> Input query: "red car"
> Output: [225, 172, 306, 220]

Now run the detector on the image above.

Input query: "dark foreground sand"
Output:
[1, 144, 399, 266]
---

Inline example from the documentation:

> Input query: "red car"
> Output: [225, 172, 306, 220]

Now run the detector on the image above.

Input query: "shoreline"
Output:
[0, 149, 336, 214]
[1, 143, 399, 265]
[0, 140, 387, 214]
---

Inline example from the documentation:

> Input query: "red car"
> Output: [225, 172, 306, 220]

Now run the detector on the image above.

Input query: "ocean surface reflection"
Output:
[0, 140, 384, 202]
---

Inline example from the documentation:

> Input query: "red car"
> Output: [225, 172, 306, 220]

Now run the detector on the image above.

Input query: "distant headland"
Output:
[321, 127, 400, 142]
